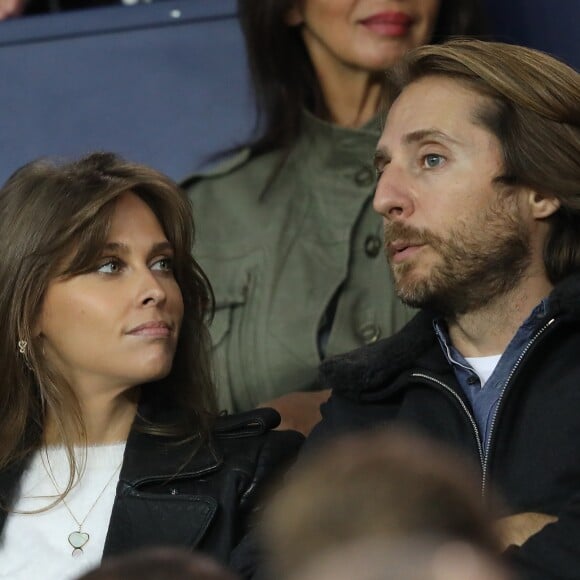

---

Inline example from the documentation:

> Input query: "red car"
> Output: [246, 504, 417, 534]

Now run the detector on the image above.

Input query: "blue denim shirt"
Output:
[433, 300, 548, 452]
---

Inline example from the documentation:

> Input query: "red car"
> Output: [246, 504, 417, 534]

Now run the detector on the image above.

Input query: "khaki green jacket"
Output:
[185, 112, 414, 412]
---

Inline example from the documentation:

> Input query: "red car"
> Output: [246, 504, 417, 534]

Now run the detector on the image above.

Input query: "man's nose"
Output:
[373, 164, 414, 221]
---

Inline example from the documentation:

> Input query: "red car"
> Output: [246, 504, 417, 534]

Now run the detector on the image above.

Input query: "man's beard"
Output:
[384, 197, 532, 316]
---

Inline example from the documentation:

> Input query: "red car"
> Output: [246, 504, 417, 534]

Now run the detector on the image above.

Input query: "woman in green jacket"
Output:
[186, 0, 486, 434]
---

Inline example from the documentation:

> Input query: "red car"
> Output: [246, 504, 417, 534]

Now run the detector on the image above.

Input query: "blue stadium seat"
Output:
[485, 0, 578, 71]
[0, 0, 576, 185]
[0, 0, 256, 184]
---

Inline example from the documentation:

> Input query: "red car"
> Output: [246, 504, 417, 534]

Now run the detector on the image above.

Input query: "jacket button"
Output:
[364, 235, 382, 258]
[354, 166, 375, 187]
[359, 323, 381, 344]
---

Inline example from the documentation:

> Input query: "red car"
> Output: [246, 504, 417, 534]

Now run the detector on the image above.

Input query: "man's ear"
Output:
[285, 2, 303, 26]
[527, 190, 560, 219]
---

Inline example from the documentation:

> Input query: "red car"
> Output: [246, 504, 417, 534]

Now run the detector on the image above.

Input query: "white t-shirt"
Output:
[464, 354, 502, 386]
[0, 442, 126, 580]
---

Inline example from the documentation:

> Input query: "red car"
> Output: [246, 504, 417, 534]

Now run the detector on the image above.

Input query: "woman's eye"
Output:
[96, 259, 122, 274]
[422, 154, 445, 169]
[151, 257, 174, 272]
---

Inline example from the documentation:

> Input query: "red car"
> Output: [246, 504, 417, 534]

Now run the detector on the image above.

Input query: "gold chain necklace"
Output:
[41, 450, 122, 558]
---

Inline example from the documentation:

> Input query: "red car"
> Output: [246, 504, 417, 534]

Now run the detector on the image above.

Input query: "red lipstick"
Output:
[360, 11, 413, 37]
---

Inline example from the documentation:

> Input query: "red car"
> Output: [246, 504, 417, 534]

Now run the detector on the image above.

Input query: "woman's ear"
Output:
[528, 190, 560, 219]
[285, 2, 304, 26]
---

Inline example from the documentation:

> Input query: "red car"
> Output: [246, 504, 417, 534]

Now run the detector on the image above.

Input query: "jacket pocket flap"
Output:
[105, 493, 218, 556]
[210, 281, 249, 347]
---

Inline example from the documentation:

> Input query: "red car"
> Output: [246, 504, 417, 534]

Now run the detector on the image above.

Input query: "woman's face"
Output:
[37, 192, 184, 398]
[289, 0, 440, 72]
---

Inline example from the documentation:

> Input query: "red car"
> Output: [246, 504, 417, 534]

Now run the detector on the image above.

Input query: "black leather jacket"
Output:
[0, 407, 303, 578]
[310, 273, 580, 580]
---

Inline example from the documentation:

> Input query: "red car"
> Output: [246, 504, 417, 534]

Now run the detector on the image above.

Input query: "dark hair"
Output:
[385, 39, 580, 283]
[0, 152, 218, 478]
[238, 0, 487, 155]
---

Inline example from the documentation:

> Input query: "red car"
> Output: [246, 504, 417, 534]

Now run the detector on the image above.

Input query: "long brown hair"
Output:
[0, 152, 218, 478]
[384, 39, 580, 283]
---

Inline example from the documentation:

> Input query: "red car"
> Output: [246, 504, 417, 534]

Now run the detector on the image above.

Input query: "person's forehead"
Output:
[382, 75, 489, 143]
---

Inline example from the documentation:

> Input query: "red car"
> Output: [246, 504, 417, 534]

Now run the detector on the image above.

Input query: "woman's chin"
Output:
[128, 356, 175, 386]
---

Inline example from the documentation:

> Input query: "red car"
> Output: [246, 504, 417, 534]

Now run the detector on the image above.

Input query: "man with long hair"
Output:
[310, 39, 580, 580]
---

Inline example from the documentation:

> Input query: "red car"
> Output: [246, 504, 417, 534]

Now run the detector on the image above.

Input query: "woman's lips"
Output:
[127, 321, 171, 338]
[360, 11, 413, 37]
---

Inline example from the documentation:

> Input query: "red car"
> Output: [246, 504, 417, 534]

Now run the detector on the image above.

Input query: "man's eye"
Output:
[151, 257, 174, 272]
[96, 259, 122, 274]
[422, 154, 445, 169]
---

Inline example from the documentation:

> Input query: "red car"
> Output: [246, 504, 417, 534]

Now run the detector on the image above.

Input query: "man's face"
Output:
[373, 76, 532, 316]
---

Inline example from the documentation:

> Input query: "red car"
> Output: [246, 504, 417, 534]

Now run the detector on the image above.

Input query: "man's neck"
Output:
[447, 277, 554, 358]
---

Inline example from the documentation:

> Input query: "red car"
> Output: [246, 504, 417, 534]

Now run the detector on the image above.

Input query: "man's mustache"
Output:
[383, 222, 441, 249]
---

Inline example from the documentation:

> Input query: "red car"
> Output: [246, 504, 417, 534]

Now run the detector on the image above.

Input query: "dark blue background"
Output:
[485, 0, 578, 70]
[0, 0, 577, 184]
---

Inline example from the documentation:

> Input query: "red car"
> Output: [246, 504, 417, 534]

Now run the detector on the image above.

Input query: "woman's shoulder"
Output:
[182, 147, 301, 253]
[182, 148, 285, 204]
[212, 407, 304, 470]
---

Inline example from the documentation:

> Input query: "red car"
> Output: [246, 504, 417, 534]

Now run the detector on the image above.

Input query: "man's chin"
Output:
[395, 284, 428, 309]
[395, 276, 443, 311]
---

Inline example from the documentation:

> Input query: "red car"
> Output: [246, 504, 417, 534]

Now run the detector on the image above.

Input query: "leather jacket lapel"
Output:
[102, 423, 222, 557]
[0, 460, 27, 537]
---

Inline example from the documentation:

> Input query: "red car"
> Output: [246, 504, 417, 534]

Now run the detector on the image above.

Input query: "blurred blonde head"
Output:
[260, 428, 502, 578]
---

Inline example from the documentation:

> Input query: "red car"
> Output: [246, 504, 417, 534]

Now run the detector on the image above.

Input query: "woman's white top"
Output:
[0, 442, 126, 580]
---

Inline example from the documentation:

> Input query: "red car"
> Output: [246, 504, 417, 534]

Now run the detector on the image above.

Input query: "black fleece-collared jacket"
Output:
[0, 407, 303, 579]
[310, 273, 580, 580]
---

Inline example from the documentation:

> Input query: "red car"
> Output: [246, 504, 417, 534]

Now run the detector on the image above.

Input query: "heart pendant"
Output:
[68, 531, 89, 549]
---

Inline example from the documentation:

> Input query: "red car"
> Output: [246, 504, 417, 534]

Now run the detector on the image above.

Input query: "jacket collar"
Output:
[0, 461, 25, 536]
[104, 418, 222, 558]
[119, 418, 221, 487]
[119, 405, 282, 485]
[319, 309, 440, 401]
[320, 273, 580, 401]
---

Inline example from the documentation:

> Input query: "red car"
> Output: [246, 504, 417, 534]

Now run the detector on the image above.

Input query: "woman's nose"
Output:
[137, 270, 167, 307]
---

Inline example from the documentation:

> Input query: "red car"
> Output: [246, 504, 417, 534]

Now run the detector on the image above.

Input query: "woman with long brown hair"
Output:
[0, 152, 302, 580]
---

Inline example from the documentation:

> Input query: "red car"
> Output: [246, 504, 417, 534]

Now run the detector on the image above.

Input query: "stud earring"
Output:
[18, 340, 27, 355]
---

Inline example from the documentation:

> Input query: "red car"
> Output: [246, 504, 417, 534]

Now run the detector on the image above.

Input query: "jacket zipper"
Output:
[411, 372, 485, 473]
[415, 316, 556, 500]
[481, 317, 556, 498]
